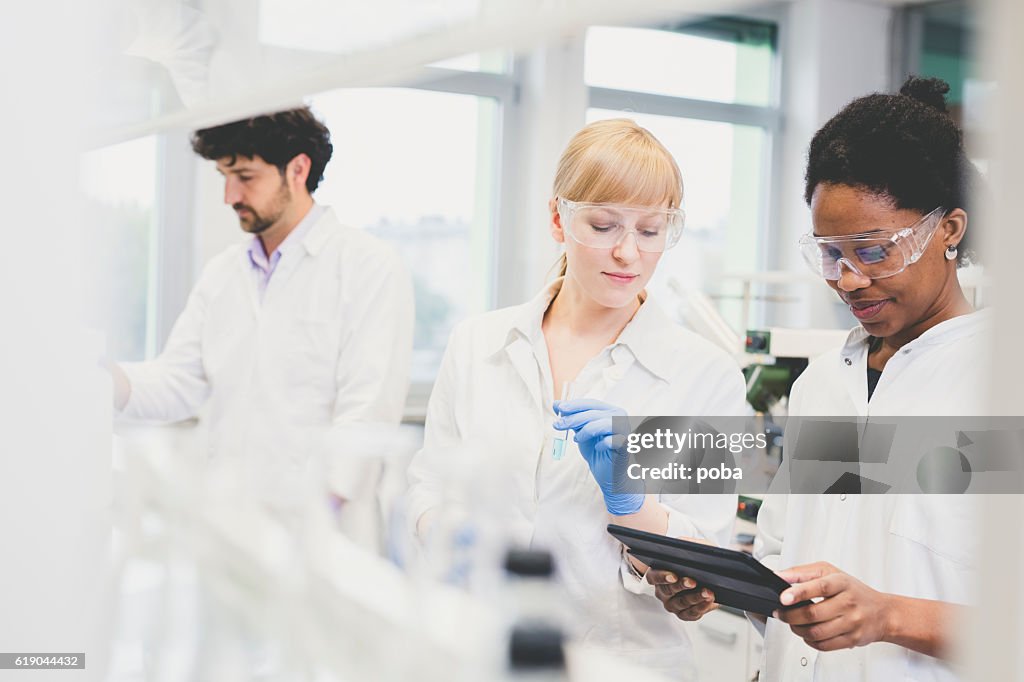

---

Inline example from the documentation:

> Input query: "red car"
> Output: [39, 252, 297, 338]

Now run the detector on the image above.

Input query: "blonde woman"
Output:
[406, 119, 746, 677]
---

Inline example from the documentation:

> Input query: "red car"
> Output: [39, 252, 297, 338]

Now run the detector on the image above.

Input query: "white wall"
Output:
[773, 0, 894, 329]
[194, 156, 247, 269]
[495, 38, 589, 307]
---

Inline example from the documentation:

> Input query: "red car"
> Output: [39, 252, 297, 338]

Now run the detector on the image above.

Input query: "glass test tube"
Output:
[551, 381, 573, 460]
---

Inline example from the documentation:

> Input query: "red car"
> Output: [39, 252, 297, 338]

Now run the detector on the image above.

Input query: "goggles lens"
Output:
[852, 243, 890, 265]
[558, 198, 684, 253]
[798, 207, 945, 280]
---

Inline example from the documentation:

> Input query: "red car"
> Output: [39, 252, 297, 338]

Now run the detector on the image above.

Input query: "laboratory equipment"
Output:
[669, 283, 744, 356]
[503, 549, 569, 680]
[743, 327, 849, 413]
[502, 548, 561, 625]
[551, 382, 574, 461]
[668, 273, 835, 361]
[736, 495, 761, 523]
[509, 625, 567, 680]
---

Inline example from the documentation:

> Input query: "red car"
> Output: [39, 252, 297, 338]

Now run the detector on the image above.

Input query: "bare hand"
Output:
[645, 536, 719, 621]
[775, 562, 894, 652]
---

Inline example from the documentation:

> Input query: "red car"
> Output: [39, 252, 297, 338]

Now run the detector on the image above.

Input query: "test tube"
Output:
[551, 382, 572, 460]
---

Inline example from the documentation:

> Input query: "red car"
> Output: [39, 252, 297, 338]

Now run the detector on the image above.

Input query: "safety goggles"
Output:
[557, 197, 685, 253]
[798, 206, 947, 280]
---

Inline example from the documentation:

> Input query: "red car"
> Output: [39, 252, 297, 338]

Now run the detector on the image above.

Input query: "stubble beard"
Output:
[236, 179, 292, 234]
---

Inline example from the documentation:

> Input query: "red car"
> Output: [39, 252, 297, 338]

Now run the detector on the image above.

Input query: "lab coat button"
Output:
[843, 358, 852, 366]
[839, 493, 847, 501]
[800, 657, 808, 667]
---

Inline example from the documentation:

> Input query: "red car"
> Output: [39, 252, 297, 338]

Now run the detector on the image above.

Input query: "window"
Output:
[310, 85, 503, 383]
[585, 18, 780, 331]
[80, 136, 160, 361]
[585, 20, 775, 106]
[895, 1, 987, 159]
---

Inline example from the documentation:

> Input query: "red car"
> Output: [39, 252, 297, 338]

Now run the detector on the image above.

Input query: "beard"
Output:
[234, 180, 291, 234]
[238, 209, 276, 234]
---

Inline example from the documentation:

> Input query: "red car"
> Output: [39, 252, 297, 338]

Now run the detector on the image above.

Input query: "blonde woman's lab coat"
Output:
[118, 207, 414, 508]
[754, 310, 993, 682]
[406, 279, 747, 680]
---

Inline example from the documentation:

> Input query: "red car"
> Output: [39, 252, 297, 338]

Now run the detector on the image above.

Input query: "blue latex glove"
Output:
[553, 398, 644, 516]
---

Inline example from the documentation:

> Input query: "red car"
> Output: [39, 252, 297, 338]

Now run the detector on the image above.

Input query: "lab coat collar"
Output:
[295, 204, 333, 256]
[615, 295, 677, 382]
[483, 281, 561, 408]
[244, 203, 327, 265]
[495, 278, 676, 382]
[505, 278, 563, 347]
[839, 307, 994, 360]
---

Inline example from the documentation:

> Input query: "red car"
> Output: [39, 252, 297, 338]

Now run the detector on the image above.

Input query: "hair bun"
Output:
[899, 76, 950, 113]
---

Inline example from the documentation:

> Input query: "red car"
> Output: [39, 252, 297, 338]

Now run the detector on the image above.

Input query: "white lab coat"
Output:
[118, 207, 414, 508]
[406, 279, 747, 679]
[754, 310, 993, 682]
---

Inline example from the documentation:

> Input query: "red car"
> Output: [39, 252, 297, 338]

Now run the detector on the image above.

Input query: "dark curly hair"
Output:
[191, 106, 333, 194]
[804, 76, 982, 266]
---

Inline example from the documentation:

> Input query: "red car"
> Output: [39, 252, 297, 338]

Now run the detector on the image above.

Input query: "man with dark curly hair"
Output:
[109, 106, 414, 510]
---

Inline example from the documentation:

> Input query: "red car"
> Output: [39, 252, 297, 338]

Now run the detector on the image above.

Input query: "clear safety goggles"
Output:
[557, 197, 685, 253]
[798, 206, 947, 280]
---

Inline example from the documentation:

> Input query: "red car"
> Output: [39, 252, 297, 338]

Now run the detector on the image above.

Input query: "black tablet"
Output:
[607, 524, 808, 616]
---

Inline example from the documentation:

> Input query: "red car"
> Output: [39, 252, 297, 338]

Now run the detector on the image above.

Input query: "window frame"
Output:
[321, 64, 520, 417]
[152, 11, 786, 419]
[584, 15, 784, 280]
[154, 131, 199, 355]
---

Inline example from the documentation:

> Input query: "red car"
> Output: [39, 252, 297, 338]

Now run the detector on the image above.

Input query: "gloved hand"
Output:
[553, 399, 644, 516]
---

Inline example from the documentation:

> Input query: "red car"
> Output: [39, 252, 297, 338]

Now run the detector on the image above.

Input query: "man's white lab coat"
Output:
[754, 310, 993, 682]
[119, 207, 414, 507]
[406, 280, 747, 679]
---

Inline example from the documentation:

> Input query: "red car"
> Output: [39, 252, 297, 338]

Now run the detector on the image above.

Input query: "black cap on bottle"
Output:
[503, 548, 555, 578]
[509, 624, 565, 670]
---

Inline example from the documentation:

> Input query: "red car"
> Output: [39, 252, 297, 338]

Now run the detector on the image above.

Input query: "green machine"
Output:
[742, 327, 849, 414]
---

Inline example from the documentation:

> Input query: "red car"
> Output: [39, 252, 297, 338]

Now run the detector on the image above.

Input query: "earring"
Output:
[945, 244, 958, 261]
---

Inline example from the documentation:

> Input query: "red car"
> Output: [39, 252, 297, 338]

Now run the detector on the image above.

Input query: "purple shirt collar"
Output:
[246, 204, 326, 298]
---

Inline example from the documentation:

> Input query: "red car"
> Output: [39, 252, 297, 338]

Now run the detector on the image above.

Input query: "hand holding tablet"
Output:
[607, 524, 811, 617]
[647, 566, 721, 621]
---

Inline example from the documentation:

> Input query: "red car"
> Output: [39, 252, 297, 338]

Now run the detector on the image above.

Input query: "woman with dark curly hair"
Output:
[648, 77, 989, 681]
